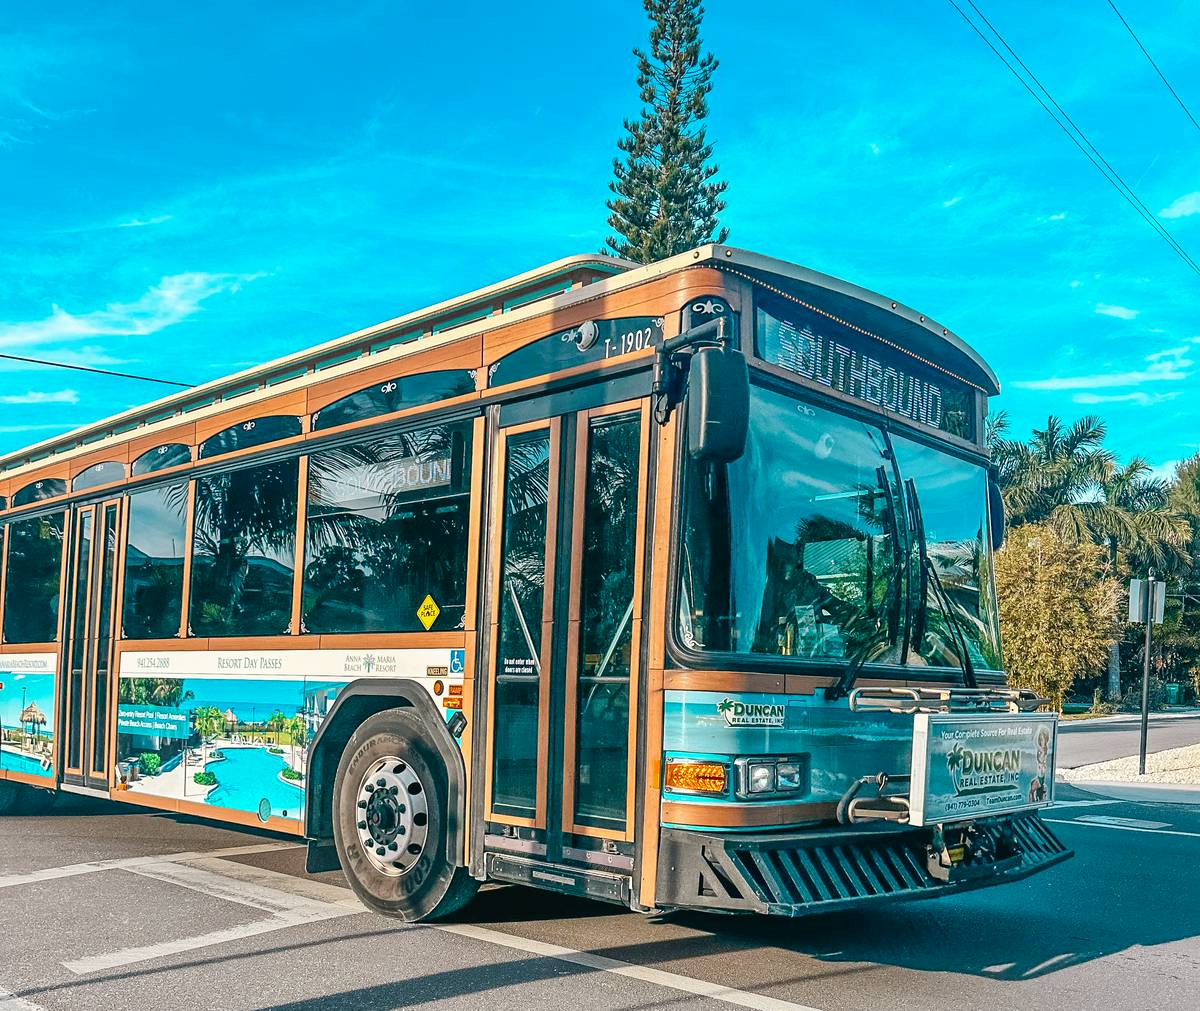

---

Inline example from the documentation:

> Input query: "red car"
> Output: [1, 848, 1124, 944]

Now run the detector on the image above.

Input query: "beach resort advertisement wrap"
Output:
[0, 654, 57, 780]
[909, 712, 1057, 826]
[116, 648, 465, 823]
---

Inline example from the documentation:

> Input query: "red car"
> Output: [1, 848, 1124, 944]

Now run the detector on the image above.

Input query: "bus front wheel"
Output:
[331, 708, 477, 921]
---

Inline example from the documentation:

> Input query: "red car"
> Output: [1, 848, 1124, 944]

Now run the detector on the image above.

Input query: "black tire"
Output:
[331, 707, 477, 921]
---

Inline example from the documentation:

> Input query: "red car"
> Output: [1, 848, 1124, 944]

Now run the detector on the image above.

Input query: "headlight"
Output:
[746, 762, 776, 794]
[735, 756, 808, 799]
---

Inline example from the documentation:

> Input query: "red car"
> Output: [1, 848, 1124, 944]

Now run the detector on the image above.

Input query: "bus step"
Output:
[484, 853, 631, 906]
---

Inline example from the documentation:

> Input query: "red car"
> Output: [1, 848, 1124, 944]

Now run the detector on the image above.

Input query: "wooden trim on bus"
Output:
[124, 422, 197, 464]
[663, 670, 787, 693]
[111, 631, 470, 657]
[63, 507, 91, 777]
[192, 390, 309, 446]
[660, 799, 839, 829]
[305, 338, 483, 415]
[291, 455, 310, 636]
[106, 498, 128, 781]
[89, 500, 121, 781]
[109, 787, 305, 836]
[178, 480, 196, 638]
[462, 415, 486, 635]
[0, 516, 8, 641]
[0, 767, 56, 788]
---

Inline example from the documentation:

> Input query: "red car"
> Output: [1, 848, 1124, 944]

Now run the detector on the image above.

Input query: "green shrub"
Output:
[1121, 676, 1168, 712]
[268, 747, 284, 755]
[281, 767, 303, 781]
[138, 752, 162, 776]
[193, 771, 217, 787]
[1089, 687, 1116, 716]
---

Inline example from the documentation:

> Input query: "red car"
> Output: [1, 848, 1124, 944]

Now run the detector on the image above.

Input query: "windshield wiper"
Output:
[825, 465, 904, 702]
[905, 478, 977, 690]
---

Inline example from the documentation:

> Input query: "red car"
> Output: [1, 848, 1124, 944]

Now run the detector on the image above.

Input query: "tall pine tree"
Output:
[605, 0, 728, 263]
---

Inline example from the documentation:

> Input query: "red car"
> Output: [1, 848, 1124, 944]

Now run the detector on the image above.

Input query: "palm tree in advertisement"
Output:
[286, 714, 308, 777]
[267, 710, 287, 748]
[193, 705, 224, 770]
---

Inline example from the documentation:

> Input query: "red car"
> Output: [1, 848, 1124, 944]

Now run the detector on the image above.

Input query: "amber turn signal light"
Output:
[664, 759, 728, 795]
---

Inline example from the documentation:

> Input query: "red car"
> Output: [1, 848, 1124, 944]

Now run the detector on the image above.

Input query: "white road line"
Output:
[435, 923, 824, 1011]
[0, 842, 299, 891]
[62, 855, 826, 1009]
[62, 906, 361, 976]
[64, 854, 361, 975]
[0, 986, 46, 1011]
[1048, 799, 1117, 808]
[1075, 815, 1170, 830]
[1044, 817, 1200, 839]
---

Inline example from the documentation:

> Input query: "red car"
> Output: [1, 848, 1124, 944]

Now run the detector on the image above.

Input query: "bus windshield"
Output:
[677, 382, 1001, 672]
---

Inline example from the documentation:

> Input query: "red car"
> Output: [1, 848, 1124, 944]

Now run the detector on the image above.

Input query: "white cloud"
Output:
[869, 142, 881, 156]
[1159, 192, 1200, 219]
[0, 272, 263, 350]
[1095, 303, 1138, 320]
[0, 388, 79, 405]
[1069, 279, 1082, 288]
[1071, 391, 1181, 406]
[1013, 345, 1192, 392]
[1048, 212, 1066, 221]
[942, 195, 962, 208]
[117, 214, 173, 228]
[1146, 460, 1181, 483]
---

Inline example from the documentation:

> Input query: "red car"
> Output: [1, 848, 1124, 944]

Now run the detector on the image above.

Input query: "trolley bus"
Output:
[0, 246, 1069, 920]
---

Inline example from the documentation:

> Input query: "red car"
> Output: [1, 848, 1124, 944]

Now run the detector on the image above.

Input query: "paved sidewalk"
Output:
[1061, 780, 1200, 806]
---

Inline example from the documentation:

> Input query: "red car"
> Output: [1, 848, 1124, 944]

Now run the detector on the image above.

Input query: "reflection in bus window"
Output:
[311, 371, 475, 431]
[12, 479, 66, 507]
[1, 513, 65, 644]
[198, 416, 301, 460]
[490, 429, 551, 820]
[189, 458, 299, 636]
[123, 483, 188, 639]
[573, 412, 641, 831]
[678, 385, 901, 664]
[131, 443, 191, 475]
[892, 435, 1001, 670]
[303, 421, 471, 633]
[72, 461, 126, 492]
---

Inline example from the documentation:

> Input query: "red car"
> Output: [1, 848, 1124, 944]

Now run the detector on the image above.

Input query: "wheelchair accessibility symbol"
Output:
[449, 649, 466, 676]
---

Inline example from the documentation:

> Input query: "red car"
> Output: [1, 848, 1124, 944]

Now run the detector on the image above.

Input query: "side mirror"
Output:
[687, 347, 749, 462]
[987, 469, 1005, 551]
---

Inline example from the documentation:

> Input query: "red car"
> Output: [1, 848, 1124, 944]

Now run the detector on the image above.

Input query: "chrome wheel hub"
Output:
[355, 756, 429, 876]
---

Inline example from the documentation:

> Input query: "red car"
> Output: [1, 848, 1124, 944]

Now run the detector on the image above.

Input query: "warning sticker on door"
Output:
[416, 595, 441, 630]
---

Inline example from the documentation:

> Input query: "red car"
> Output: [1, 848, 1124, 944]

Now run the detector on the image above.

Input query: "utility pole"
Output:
[1135, 570, 1164, 776]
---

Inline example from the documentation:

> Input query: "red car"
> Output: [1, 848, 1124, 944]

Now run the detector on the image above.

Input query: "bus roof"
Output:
[0, 245, 997, 476]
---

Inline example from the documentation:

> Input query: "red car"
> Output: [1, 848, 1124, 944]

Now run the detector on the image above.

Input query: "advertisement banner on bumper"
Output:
[909, 713, 1058, 826]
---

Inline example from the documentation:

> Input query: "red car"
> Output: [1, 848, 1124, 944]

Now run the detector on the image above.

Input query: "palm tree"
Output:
[267, 710, 288, 747]
[192, 706, 224, 768]
[286, 714, 308, 773]
[990, 413, 1189, 696]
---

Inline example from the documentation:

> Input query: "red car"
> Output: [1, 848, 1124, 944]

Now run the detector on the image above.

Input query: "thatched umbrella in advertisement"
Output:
[20, 702, 46, 752]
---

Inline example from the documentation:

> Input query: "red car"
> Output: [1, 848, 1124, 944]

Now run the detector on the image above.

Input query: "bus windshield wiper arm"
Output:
[905, 479, 977, 690]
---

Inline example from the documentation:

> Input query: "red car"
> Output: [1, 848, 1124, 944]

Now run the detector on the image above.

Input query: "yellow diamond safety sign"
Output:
[416, 594, 441, 631]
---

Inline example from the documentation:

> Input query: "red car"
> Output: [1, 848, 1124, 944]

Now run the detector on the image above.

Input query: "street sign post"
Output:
[1131, 574, 1166, 776]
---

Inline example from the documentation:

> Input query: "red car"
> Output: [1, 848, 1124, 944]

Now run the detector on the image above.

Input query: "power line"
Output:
[945, 0, 1200, 279]
[0, 352, 194, 388]
[1106, 0, 1200, 134]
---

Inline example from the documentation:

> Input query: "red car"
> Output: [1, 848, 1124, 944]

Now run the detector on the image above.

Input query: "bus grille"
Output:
[657, 812, 1070, 916]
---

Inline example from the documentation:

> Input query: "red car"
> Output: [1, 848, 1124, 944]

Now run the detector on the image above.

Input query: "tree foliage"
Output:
[605, 0, 728, 262]
[994, 522, 1122, 710]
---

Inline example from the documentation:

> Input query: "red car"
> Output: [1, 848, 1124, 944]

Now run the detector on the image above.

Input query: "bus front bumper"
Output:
[654, 810, 1071, 917]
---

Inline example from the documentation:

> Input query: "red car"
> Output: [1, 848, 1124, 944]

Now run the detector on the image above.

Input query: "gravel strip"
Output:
[1059, 742, 1200, 785]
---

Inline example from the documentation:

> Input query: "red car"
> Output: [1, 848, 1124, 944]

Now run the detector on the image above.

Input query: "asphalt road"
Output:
[1057, 712, 1200, 769]
[2, 786, 1199, 1011]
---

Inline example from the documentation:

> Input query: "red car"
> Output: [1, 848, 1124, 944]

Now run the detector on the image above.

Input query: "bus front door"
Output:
[60, 499, 121, 792]
[481, 398, 651, 903]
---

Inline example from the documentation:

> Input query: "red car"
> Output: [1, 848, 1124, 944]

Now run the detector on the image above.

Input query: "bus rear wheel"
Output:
[331, 708, 477, 922]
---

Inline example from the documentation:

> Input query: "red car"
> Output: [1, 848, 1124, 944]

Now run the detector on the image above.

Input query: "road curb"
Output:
[1056, 778, 1200, 806]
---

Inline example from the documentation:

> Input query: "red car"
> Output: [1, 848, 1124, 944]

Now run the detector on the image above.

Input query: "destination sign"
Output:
[756, 295, 975, 439]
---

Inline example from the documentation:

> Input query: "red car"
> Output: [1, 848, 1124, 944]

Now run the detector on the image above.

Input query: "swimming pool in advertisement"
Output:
[1, 747, 52, 778]
[204, 746, 303, 820]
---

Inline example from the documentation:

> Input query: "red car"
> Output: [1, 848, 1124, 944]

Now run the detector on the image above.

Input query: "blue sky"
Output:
[1, 1, 1197, 475]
